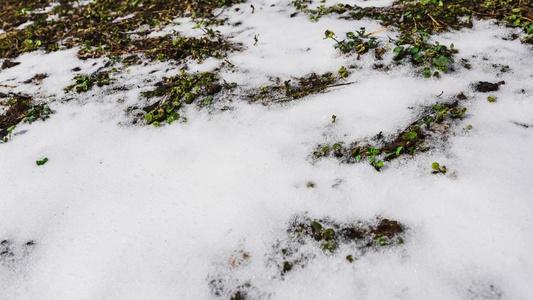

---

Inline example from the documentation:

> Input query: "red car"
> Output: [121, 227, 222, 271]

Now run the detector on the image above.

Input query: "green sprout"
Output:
[431, 162, 447, 174]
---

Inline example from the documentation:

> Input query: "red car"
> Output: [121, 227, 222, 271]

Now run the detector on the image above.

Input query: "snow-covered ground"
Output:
[1, 0, 533, 299]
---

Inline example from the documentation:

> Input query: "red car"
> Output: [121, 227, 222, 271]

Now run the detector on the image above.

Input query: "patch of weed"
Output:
[294, 0, 532, 39]
[139, 70, 228, 125]
[279, 215, 405, 274]
[64, 71, 114, 93]
[324, 28, 380, 54]
[313, 100, 468, 170]
[0, 94, 51, 142]
[0, 0, 244, 59]
[253, 72, 354, 104]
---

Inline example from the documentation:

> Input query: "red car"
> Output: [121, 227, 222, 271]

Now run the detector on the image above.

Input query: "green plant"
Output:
[431, 162, 447, 174]
[22, 106, 51, 123]
[321, 239, 337, 251]
[309, 221, 338, 251]
[374, 160, 384, 168]
[324, 28, 379, 54]
[376, 234, 388, 246]
[338, 66, 348, 78]
[366, 147, 380, 156]
[487, 96, 496, 102]
[392, 33, 457, 76]
[3, 125, 16, 142]
[142, 71, 221, 125]
[193, 20, 221, 39]
[36, 158, 48, 166]
[402, 132, 418, 140]
[65, 71, 114, 93]
[311, 221, 322, 232]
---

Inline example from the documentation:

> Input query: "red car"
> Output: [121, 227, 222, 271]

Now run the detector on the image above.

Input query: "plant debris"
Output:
[313, 100, 468, 170]
[23, 73, 48, 85]
[136, 70, 230, 125]
[294, 0, 533, 39]
[0, 94, 51, 142]
[278, 215, 405, 275]
[64, 71, 114, 93]
[0, 239, 36, 267]
[0, 0, 244, 59]
[1, 60, 21, 69]
[476, 81, 500, 92]
[206, 215, 405, 298]
[252, 72, 354, 104]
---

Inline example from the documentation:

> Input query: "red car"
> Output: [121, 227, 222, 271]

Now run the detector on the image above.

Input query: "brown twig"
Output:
[79, 48, 168, 57]
[428, 14, 441, 27]
[0, 84, 16, 88]
[363, 27, 392, 37]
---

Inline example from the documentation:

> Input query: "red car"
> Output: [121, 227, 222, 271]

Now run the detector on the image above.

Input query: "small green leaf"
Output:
[355, 155, 362, 162]
[433, 55, 448, 67]
[376, 236, 388, 246]
[321, 239, 337, 251]
[333, 143, 342, 149]
[322, 146, 330, 152]
[376, 160, 383, 168]
[324, 229, 335, 236]
[311, 221, 323, 232]
[403, 132, 418, 140]
[36, 158, 48, 166]
[368, 156, 375, 164]
[487, 96, 496, 102]
[346, 255, 354, 263]
[393, 46, 404, 53]
[432, 162, 440, 171]
[145, 113, 153, 123]
[396, 146, 403, 155]
[413, 53, 425, 61]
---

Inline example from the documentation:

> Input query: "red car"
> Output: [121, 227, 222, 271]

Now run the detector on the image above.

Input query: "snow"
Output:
[1, 0, 533, 299]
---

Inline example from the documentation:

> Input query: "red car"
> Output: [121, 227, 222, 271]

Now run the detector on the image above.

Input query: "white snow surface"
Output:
[1, 0, 533, 299]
